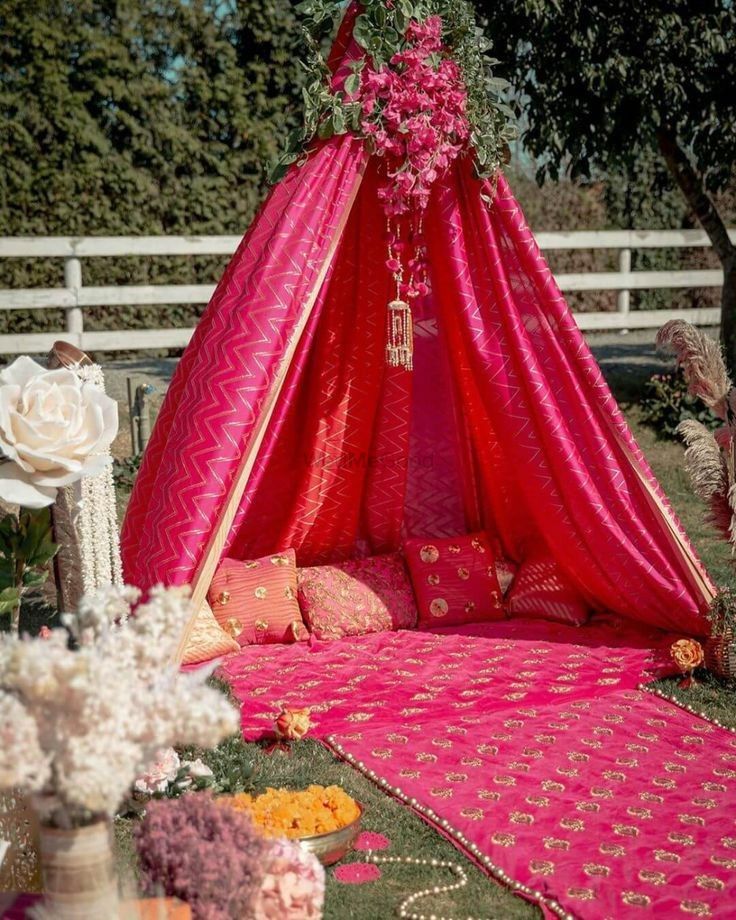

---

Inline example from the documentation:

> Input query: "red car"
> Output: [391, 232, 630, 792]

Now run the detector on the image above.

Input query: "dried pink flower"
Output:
[135, 794, 269, 920]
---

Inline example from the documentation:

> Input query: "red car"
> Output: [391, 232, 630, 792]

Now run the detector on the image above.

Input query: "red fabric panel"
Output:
[427, 162, 710, 634]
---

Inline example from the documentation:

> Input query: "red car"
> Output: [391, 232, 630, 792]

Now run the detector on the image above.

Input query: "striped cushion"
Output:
[506, 556, 590, 626]
[208, 549, 308, 646]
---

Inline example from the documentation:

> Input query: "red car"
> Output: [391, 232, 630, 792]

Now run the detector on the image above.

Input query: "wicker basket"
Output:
[704, 630, 736, 680]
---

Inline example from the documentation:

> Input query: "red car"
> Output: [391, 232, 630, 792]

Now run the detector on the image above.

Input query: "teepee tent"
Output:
[121, 2, 714, 651]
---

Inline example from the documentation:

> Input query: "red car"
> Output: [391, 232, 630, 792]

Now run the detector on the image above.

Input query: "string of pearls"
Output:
[76, 364, 124, 592]
[638, 682, 736, 734]
[362, 851, 481, 920]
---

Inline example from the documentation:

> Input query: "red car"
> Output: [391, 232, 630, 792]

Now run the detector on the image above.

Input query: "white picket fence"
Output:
[0, 229, 734, 354]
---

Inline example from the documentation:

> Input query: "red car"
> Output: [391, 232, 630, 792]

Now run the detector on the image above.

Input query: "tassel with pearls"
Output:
[386, 299, 413, 370]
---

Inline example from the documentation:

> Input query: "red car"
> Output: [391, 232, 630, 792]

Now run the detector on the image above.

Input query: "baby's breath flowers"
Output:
[0, 584, 239, 827]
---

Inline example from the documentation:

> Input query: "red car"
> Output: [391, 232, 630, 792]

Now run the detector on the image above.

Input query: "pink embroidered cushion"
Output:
[181, 600, 240, 665]
[403, 532, 505, 628]
[506, 555, 591, 626]
[207, 550, 308, 646]
[296, 553, 417, 641]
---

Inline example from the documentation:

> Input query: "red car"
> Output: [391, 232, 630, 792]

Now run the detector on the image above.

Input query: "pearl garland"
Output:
[362, 851, 474, 920]
[326, 737, 574, 920]
[638, 682, 736, 734]
[75, 364, 124, 593]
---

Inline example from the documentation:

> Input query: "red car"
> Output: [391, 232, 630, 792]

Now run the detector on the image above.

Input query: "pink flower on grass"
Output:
[254, 838, 325, 920]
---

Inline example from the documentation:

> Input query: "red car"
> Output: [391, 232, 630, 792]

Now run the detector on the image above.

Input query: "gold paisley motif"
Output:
[680, 901, 712, 917]
[622, 892, 651, 907]
[567, 888, 595, 901]
[460, 808, 485, 821]
[600, 843, 626, 857]
[491, 832, 515, 847]
[696, 876, 725, 892]
[544, 838, 570, 851]
[654, 850, 681, 863]
[638, 869, 667, 886]
[529, 860, 555, 876]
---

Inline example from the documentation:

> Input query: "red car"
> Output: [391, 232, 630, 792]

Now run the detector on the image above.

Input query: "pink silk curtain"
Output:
[427, 162, 712, 634]
[120, 133, 369, 588]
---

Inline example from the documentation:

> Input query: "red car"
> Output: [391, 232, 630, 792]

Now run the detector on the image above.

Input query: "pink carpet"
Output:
[221, 620, 736, 917]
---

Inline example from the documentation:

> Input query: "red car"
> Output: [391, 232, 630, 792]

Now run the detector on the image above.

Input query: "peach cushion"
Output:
[403, 532, 505, 628]
[506, 556, 590, 626]
[207, 550, 308, 646]
[181, 600, 239, 665]
[297, 553, 417, 641]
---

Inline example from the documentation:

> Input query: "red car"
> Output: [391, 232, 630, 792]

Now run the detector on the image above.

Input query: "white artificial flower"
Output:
[0, 356, 118, 508]
[0, 585, 240, 824]
[0, 691, 50, 790]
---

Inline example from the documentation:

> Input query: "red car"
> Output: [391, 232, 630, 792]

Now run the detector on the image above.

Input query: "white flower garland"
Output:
[74, 365, 123, 593]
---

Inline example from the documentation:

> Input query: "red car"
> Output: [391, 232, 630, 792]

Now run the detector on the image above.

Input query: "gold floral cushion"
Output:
[207, 550, 308, 646]
[403, 532, 506, 628]
[297, 553, 417, 641]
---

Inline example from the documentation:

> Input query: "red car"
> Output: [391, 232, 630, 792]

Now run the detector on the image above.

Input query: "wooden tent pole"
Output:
[174, 159, 367, 664]
[610, 427, 716, 609]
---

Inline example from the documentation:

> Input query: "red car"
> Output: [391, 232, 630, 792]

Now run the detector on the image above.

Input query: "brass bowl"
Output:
[295, 804, 364, 866]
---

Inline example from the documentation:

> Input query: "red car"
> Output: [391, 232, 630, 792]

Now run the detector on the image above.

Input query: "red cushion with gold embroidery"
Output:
[403, 532, 505, 628]
[506, 555, 590, 626]
[207, 550, 308, 646]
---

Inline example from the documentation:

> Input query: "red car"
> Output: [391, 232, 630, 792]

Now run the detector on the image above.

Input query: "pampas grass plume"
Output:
[657, 320, 732, 418]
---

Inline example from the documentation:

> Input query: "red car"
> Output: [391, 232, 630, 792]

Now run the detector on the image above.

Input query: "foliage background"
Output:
[0, 0, 734, 348]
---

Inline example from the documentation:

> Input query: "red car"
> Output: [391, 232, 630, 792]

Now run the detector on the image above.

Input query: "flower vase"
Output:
[37, 819, 119, 919]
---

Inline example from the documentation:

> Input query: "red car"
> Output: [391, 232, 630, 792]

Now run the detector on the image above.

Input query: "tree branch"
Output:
[657, 126, 735, 266]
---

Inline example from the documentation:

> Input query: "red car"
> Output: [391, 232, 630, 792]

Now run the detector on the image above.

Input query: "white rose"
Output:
[0, 356, 118, 508]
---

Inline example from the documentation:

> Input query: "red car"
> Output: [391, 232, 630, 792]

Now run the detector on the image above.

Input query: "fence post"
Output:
[63, 256, 83, 345]
[617, 247, 631, 333]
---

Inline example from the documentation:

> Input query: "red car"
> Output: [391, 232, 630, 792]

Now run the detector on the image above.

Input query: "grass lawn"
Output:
[110, 398, 736, 919]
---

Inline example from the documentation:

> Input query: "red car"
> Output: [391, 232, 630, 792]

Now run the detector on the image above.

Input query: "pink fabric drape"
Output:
[120, 134, 369, 587]
[428, 163, 712, 634]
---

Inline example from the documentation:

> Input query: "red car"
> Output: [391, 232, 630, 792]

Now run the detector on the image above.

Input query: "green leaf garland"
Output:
[270, 0, 516, 183]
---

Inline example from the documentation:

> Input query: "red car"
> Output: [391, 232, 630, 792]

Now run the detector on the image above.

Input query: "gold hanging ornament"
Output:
[386, 299, 413, 370]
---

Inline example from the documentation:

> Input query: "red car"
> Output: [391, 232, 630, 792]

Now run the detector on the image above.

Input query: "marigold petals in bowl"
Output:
[219, 785, 363, 865]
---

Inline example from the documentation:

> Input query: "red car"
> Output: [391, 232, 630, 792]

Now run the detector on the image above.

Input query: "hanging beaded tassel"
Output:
[386, 298, 414, 370]
[385, 216, 414, 370]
